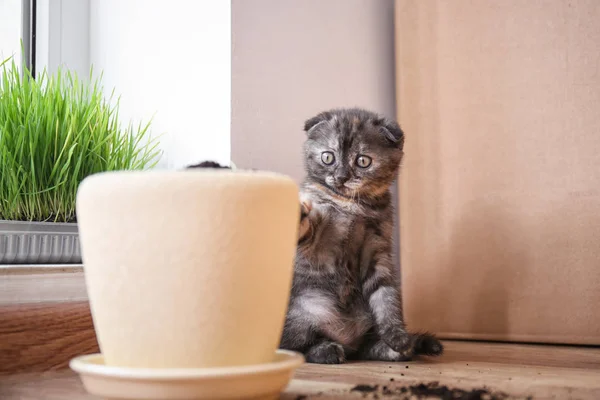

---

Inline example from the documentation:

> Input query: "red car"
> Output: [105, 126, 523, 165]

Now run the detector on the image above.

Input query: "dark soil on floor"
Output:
[349, 381, 514, 399]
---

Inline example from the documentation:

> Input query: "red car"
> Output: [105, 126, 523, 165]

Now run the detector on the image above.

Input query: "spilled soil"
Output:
[350, 381, 514, 399]
[294, 381, 528, 399]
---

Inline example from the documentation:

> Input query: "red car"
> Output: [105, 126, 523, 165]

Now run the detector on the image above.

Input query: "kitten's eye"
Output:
[356, 155, 372, 168]
[321, 151, 335, 165]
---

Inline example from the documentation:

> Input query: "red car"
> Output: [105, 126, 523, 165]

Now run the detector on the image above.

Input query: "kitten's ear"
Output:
[380, 119, 405, 149]
[303, 112, 332, 134]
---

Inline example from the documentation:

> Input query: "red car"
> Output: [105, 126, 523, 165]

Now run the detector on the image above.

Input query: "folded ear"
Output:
[303, 111, 332, 133]
[380, 119, 405, 149]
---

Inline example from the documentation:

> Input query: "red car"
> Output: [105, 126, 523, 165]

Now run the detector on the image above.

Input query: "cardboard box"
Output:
[396, 0, 600, 345]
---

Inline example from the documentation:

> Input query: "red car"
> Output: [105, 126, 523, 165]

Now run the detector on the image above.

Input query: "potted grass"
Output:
[0, 57, 160, 264]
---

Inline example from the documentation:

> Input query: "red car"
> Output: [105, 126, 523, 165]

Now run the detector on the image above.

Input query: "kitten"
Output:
[279, 108, 443, 364]
[186, 161, 230, 169]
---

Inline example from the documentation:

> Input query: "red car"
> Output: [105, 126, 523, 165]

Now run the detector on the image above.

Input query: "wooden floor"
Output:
[1, 341, 599, 399]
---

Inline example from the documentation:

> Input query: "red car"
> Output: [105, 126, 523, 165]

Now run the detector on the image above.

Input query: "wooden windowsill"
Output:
[0, 265, 87, 306]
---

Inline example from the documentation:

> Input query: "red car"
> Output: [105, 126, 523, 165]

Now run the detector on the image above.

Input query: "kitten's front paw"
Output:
[300, 200, 312, 220]
[305, 341, 346, 364]
[298, 200, 313, 241]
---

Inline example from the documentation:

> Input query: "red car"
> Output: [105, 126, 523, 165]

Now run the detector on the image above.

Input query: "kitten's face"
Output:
[303, 109, 404, 199]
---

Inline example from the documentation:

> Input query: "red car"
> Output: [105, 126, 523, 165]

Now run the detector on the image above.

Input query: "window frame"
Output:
[34, 0, 90, 77]
[20, 0, 35, 75]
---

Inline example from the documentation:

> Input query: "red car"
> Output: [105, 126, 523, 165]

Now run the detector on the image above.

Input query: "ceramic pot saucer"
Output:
[70, 350, 304, 400]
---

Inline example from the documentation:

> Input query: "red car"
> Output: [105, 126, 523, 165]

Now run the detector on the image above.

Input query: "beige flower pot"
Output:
[76, 170, 299, 368]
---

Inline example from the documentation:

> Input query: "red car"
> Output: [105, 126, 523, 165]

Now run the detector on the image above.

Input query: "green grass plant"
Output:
[0, 57, 160, 222]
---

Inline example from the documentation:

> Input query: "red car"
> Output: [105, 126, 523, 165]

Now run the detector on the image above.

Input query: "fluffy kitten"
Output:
[279, 108, 443, 364]
[186, 161, 230, 169]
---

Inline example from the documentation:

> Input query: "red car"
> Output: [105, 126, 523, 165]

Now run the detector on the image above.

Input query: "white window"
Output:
[2, 0, 232, 169]
[0, 0, 30, 70]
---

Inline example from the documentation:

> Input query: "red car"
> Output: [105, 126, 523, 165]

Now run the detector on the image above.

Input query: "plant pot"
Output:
[76, 170, 300, 368]
[0, 220, 81, 264]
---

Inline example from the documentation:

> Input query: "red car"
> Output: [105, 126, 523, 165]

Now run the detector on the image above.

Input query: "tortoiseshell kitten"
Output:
[186, 161, 230, 169]
[279, 108, 443, 364]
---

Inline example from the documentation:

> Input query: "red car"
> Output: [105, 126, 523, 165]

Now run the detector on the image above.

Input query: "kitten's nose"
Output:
[333, 176, 349, 187]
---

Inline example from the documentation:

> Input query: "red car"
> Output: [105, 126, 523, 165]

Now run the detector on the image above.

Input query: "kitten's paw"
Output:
[412, 332, 444, 356]
[298, 201, 313, 241]
[300, 200, 312, 220]
[305, 341, 346, 364]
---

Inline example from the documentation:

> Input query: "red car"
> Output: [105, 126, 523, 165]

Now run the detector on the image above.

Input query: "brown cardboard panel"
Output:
[396, 0, 600, 345]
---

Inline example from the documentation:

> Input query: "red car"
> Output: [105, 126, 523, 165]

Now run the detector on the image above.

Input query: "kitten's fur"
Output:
[279, 108, 443, 364]
[187, 161, 230, 169]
